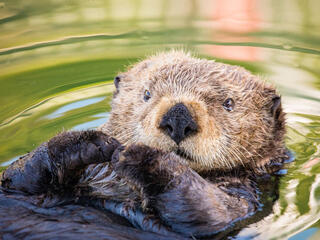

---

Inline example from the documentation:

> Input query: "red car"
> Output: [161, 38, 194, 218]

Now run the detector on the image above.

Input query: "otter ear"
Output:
[114, 75, 121, 90]
[271, 95, 281, 120]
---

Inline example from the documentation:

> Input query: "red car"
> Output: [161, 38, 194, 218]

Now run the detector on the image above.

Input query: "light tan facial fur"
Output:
[99, 51, 285, 172]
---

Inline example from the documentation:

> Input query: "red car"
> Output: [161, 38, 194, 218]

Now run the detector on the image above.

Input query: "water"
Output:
[0, 0, 320, 239]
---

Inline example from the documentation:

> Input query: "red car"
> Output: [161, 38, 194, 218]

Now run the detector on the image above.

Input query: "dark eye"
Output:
[144, 90, 151, 101]
[223, 98, 235, 112]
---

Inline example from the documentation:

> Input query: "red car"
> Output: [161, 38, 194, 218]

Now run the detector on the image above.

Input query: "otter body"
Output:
[0, 51, 289, 239]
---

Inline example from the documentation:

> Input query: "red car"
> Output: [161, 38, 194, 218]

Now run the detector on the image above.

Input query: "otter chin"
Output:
[100, 50, 286, 172]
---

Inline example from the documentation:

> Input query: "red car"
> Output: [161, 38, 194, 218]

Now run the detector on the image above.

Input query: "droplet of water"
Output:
[274, 169, 288, 175]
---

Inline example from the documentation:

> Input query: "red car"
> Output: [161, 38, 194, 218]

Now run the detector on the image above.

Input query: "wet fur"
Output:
[0, 51, 288, 239]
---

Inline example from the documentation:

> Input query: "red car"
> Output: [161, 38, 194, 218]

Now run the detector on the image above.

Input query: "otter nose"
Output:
[159, 103, 198, 145]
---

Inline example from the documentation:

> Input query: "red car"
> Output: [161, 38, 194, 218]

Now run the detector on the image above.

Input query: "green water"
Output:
[0, 0, 320, 239]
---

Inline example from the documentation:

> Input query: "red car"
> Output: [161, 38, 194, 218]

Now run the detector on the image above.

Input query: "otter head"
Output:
[100, 51, 286, 172]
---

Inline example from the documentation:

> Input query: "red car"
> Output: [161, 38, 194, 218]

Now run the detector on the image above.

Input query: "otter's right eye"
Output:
[144, 90, 151, 101]
[223, 98, 235, 112]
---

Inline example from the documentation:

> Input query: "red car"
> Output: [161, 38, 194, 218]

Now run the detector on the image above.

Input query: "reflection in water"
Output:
[0, 0, 319, 239]
[72, 112, 110, 131]
[238, 173, 320, 239]
[0, 156, 20, 167]
[207, 0, 261, 61]
[46, 97, 106, 119]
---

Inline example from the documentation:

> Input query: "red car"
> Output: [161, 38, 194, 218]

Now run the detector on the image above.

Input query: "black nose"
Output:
[159, 103, 198, 145]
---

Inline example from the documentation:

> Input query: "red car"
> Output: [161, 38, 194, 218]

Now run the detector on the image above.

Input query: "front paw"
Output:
[48, 131, 121, 168]
[112, 145, 188, 196]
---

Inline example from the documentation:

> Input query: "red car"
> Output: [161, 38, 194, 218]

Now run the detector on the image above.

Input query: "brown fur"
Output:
[99, 50, 286, 172]
[0, 51, 289, 239]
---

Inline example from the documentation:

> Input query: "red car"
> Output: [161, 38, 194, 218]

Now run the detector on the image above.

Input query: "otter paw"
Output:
[48, 131, 121, 168]
[1, 131, 122, 195]
[113, 145, 188, 195]
[113, 145, 163, 186]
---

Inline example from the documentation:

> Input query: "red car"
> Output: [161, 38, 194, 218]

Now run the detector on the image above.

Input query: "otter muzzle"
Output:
[159, 103, 198, 145]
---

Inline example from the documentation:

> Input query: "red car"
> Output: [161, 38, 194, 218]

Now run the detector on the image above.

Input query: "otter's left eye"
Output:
[144, 90, 151, 101]
[223, 98, 235, 112]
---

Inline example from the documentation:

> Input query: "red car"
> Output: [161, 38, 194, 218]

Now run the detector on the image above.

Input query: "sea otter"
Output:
[0, 51, 290, 239]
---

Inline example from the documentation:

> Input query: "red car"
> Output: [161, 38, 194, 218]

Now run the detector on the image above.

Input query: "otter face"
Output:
[102, 51, 285, 171]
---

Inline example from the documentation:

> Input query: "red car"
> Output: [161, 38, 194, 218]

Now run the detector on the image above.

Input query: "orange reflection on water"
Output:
[207, 0, 261, 61]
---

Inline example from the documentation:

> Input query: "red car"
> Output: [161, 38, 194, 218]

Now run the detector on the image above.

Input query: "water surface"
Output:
[0, 0, 320, 239]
